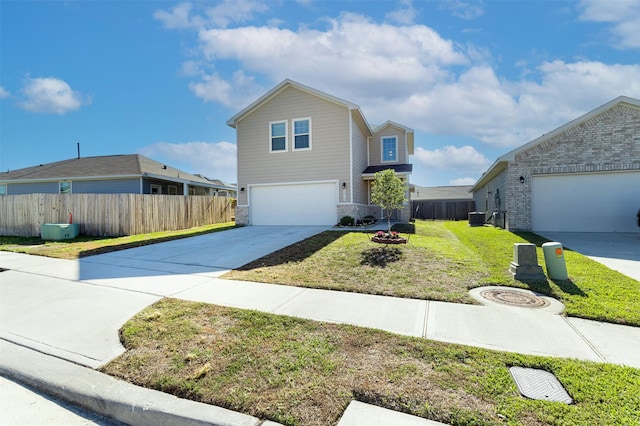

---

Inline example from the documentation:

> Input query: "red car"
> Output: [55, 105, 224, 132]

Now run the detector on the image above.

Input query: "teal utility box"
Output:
[542, 242, 568, 280]
[41, 223, 79, 241]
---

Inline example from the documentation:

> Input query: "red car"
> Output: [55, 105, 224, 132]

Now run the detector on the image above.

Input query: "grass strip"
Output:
[102, 299, 640, 426]
[444, 221, 640, 326]
[0, 222, 237, 260]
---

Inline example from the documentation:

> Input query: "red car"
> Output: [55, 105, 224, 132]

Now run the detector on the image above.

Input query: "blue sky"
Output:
[1, 0, 639, 187]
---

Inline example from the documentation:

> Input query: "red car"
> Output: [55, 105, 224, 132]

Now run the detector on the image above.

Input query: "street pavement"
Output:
[1, 225, 639, 425]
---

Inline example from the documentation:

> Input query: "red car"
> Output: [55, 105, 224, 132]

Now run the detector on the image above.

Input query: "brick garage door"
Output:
[531, 171, 640, 232]
[250, 182, 338, 225]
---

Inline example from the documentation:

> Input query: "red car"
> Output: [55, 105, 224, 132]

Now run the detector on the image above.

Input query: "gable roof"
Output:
[372, 120, 415, 155]
[226, 79, 373, 135]
[1, 154, 221, 188]
[471, 95, 640, 192]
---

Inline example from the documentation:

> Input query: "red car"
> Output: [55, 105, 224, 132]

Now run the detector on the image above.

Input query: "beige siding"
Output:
[370, 125, 409, 165]
[236, 86, 351, 205]
[351, 114, 369, 204]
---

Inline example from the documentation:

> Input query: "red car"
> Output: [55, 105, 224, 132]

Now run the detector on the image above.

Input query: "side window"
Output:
[270, 121, 288, 152]
[59, 181, 72, 194]
[293, 118, 311, 150]
[150, 184, 162, 194]
[168, 185, 178, 195]
[0, 184, 6, 196]
[382, 136, 397, 162]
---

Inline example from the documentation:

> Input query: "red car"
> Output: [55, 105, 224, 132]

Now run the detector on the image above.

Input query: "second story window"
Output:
[382, 136, 397, 162]
[270, 121, 288, 152]
[293, 118, 311, 150]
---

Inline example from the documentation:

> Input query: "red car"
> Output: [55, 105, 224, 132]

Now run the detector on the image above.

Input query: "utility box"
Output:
[41, 223, 79, 241]
[509, 243, 546, 281]
[542, 242, 568, 280]
[468, 212, 485, 227]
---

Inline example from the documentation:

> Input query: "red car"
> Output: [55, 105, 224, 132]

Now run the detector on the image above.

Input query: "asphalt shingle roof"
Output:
[1, 154, 213, 185]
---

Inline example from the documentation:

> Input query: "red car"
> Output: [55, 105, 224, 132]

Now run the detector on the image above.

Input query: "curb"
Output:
[0, 340, 279, 426]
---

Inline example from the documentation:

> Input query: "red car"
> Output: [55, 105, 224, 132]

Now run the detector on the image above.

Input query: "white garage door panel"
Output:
[532, 172, 640, 233]
[251, 183, 337, 225]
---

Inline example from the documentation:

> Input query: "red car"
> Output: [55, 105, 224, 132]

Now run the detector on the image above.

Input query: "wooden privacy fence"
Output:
[411, 200, 475, 221]
[0, 194, 235, 237]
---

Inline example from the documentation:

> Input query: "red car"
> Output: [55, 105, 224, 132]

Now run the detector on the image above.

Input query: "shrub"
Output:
[339, 216, 355, 226]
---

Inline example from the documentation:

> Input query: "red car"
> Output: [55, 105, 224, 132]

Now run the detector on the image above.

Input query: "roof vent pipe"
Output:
[77, 142, 80, 159]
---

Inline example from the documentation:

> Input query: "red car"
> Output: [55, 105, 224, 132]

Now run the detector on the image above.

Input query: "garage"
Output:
[531, 171, 640, 233]
[250, 182, 338, 225]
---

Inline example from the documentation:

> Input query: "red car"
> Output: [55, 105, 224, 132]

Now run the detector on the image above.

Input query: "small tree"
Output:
[371, 169, 407, 234]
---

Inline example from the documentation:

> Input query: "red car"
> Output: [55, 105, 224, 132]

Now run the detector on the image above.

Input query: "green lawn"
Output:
[0, 222, 237, 260]
[224, 220, 640, 326]
[102, 298, 640, 426]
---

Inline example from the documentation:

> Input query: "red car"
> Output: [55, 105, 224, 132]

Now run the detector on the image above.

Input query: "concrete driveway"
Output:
[538, 232, 640, 281]
[0, 226, 328, 367]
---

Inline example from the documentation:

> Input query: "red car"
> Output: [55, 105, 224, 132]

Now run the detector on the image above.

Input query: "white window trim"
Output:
[381, 135, 398, 163]
[168, 185, 178, 195]
[0, 184, 7, 196]
[59, 180, 72, 194]
[269, 120, 288, 153]
[150, 183, 162, 195]
[292, 117, 312, 151]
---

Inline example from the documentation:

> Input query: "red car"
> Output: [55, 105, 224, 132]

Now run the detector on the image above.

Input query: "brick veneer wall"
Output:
[507, 104, 640, 230]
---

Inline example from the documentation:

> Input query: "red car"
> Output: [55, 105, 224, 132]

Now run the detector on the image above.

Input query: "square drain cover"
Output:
[510, 367, 573, 404]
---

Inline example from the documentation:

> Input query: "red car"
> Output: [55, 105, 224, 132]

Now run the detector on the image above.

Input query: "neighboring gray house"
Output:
[0, 154, 233, 196]
[227, 79, 414, 225]
[411, 185, 474, 220]
[471, 96, 640, 233]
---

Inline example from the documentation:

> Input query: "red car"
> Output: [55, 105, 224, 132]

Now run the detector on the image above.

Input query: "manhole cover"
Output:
[510, 366, 573, 404]
[480, 289, 549, 308]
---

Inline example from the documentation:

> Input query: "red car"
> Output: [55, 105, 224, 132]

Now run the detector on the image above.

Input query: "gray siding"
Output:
[8, 182, 59, 194]
[74, 179, 141, 194]
[473, 169, 507, 225]
[142, 178, 185, 195]
[236, 86, 351, 206]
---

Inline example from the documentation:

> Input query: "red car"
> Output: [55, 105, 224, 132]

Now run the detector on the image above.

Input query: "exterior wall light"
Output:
[342, 182, 346, 189]
[519, 176, 525, 184]
[240, 187, 245, 192]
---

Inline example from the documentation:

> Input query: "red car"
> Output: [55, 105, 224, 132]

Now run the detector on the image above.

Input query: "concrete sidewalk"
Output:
[1, 223, 639, 425]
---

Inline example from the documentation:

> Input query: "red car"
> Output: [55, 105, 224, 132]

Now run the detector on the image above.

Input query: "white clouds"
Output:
[449, 177, 477, 185]
[19, 77, 90, 114]
[0, 86, 9, 99]
[154, 0, 268, 30]
[414, 145, 490, 172]
[578, 0, 640, 48]
[166, 8, 640, 150]
[440, 0, 485, 20]
[193, 13, 467, 104]
[386, 0, 419, 25]
[138, 141, 237, 183]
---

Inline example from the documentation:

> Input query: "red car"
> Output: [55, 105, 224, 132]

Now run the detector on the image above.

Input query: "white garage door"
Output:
[531, 171, 640, 233]
[250, 182, 338, 225]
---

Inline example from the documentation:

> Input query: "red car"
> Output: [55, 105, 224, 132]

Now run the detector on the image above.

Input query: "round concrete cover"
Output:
[480, 289, 550, 308]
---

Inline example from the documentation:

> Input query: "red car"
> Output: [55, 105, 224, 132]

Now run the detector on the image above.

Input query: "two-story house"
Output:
[227, 79, 414, 226]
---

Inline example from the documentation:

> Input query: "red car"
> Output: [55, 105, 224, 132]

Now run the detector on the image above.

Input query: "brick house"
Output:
[471, 96, 640, 233]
